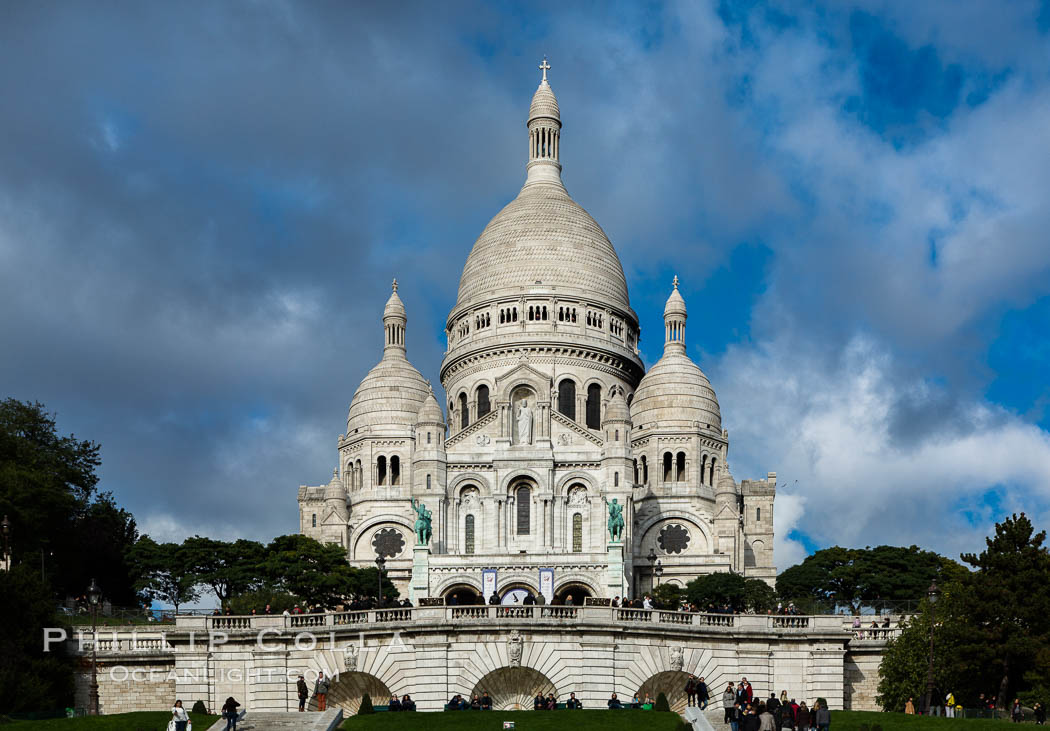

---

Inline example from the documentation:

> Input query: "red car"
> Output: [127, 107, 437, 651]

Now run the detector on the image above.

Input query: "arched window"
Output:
[516, 486, 531, 535]
[700, 455, 708, 486]
[391, 455, 401, 485]
[675, 452, 686, 482]
[641, 455, 648, 484]
[476, 385, 490, 418]
[572, 513, 583, 553]
[426, 474, 432, 490]
[427, 431, 431, 444]
[586, 384, 601, 429]
[756, 507, 761, 522]
[558, 379, 576, 421]
[633, 459, 639, 484]
[614, 471, 619, 487]
[356, 460, 362, 489]
[663, 452, 672, 483]
[377, 456, 387, 486]
[615, 429, 619, 441]
[458, 392, 468, 430]
[500, 310, 505, 324]
[709, 458, 717, 486]
[542, 306, 548, 320]
[465, 514, 475, 555]
[311, 513, 316, 528]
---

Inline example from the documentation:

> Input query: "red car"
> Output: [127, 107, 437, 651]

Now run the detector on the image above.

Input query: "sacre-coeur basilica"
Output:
[298, 62, 777, 604]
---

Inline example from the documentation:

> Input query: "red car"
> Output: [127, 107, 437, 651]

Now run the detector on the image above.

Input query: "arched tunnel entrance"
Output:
[471, 666, 557, 710]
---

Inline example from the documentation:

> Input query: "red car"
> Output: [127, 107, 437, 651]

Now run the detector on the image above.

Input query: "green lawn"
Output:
[822, 712, 1022, 731]
[0, 712, 219, 730]
[341, 709, 684, 730]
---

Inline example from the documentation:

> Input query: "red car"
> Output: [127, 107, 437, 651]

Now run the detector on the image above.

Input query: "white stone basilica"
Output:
[298, 63, 776, 604]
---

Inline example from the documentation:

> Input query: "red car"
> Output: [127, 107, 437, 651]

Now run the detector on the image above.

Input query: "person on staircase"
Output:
[221, 697, 240, 731]
[313, 672, 330, 711]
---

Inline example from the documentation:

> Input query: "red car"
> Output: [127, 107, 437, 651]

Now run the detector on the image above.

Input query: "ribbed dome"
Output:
[664, 284, 686, 317]
[603, 386, 632, 424]
[529, 80, 560, 122]
[416, 386, 445, 425]
[630, 352, 722, 432]
[384, 284, 406, 319]
[456, 183, 630, 309]
[346, 354, 429, 435]
[324, 469, 344, 500]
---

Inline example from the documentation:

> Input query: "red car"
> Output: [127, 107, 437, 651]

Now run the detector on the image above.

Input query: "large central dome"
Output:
[453, 67, 631, 313]
[455, 185, 630, 309]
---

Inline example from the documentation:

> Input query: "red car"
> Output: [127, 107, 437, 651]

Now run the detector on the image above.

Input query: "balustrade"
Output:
[770, 616, 810, 629]
[207, 616, 252, 630]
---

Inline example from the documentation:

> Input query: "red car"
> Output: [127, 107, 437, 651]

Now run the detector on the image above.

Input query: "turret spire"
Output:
[383, 277, 407, 356]
[525, 57, 563, 187]
[663, 276, 687, 354]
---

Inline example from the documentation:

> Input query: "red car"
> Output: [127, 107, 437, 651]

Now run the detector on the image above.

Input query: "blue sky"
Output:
[1, 0, 1049, 569]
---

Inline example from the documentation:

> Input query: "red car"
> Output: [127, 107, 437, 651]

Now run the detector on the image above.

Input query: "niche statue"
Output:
[516, 399, 533, 445]
[606, 498, 625, 542]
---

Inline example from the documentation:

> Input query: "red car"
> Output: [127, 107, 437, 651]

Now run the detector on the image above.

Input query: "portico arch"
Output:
[637, 670, 691, 713]
[323, 671, 392, 714]
[471, 666, 556, 710]
[440, 582, 483, 605]
[553, 581, 593, 605]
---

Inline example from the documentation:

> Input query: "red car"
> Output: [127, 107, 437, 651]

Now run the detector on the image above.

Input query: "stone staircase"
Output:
[205, 709, 343, 731]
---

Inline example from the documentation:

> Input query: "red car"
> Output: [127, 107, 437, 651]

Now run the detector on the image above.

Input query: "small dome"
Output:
[324, 469, 344, 500]
[384, 280, 406, 319]
[346, 355, 429, 435]
[603, 386, 631, 424]
[529, 80, 560, 123]
[416, 386, 445, 425]
[631, 352, 721, 432]
[664, 278, 687, 317]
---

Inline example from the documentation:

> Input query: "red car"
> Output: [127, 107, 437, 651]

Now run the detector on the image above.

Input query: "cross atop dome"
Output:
[539, 56, 550, 83]
[673, 275, 679, 289]
[392, 278, 398, 292]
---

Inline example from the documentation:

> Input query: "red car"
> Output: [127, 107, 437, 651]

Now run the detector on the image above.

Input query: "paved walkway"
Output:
[206, 709, 343, 731]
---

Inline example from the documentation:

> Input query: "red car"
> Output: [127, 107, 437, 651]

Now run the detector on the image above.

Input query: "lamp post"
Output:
[87, 578, 101, 715]
[1, 515, 10, 572]
[646, 548, 657, 595]
[654, 560, 663, 589]
[922, 580, 940, 716]
[375, 555, 386, 607]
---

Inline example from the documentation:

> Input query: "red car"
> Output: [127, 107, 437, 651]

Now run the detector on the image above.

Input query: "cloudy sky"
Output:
[2, 1, 1049, 570]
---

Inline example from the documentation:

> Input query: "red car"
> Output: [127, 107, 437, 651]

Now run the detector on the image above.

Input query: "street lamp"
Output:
[1, 515, 10, 571]
[646, 548, 657, 595]
[87, 578, 102, 715]
[654, 560, 664, 589]
[374, 555, 386, 607]
[922, 579, 940, 716]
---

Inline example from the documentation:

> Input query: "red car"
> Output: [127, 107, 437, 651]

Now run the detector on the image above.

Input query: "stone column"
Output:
[410, 545, 430, 604]
[607, 541, 625, 598]
[250, 649, 288, 712]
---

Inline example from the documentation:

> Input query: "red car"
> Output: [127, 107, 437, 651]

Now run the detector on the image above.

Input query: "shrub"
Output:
[227, 589, 300, 615]
[655, 692, 671, 712]
[359, 693, 374, 715]
[192, 700, 208, 714]
[676, 722, 693, 731]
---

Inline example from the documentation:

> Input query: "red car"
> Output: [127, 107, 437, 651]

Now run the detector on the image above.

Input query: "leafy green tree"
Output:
[954, 513, 1050, 708]
[777, 545, 963, 614]
[743, 577, 778, 613]
[128, 536, 200, 613]
[653, 583, 683, 608]
[0, 564, 75, 713]
[0, 399, 139, 603]
[227, 589, 299, 615]
[182, 536, 265, 606]
[685, 572, 775, 612]
[259, 534, 397, 607]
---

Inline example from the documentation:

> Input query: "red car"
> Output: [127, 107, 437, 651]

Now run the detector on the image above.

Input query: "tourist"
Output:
[296, 675, 308, 712]
[612, 596, 620, 607]
[221, 697, 240, 730]
[686, 675, 697, 707]
[630, 694, 641, 709]
[534, 693, 546, 710]
[781, 691, 789, 706]
[389, 695, 402, 712]
[797, 701, 811, 731]
[489, 592, 500, 605]
[535, 592, 546, 605]
[567, 692, 583, 709]
[904, 698, 915, 715]
[698, 676, 709, 709]
[470, 693, 481, 710]
[1013, 699, 1023, 723]
[314, 671, 330, 711]
[402, 695, 416, 711]
[730, 702, 742, 731]
[760, 703, 777, 731]
[264, 604, 272, 614]
[523, 592, 536, 606]
[608, 693, 623, 709]
[945, 692, 956, 718]
[1034, 702, 1044, 725]
[724, 682, 737, 724]
[643, 594, 653, 609]
[743, 704, 761, 731]
[566, 594, 575, 606]
[643, 693, 654, 709]
[814, 701, 830, 731]
[171, 700, 190, 731]
[742, 677, 754, 703]
[481, 691, 492, 710]
[446, 694, 464, 710]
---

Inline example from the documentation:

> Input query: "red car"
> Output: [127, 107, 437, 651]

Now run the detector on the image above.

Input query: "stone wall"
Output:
[844, 646, 888, 711]
[74, 657, 176, 714]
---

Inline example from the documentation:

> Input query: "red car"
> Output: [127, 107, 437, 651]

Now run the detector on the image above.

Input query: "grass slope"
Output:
[819, 712, 1020, 731]
[1, 712, 219, 730]
[341, 709, 683, 730]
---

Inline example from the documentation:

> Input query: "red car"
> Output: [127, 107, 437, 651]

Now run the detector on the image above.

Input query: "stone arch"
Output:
[350, 516, 414, 560]
[323, 671, 392, 714]
[552, 572, 601, 599]
[635, 512, 712, 556]
[470, 667, 556, 711]
[498, 468, 545, 495]
[637, 670, 691, 713]
[554, 470, 598, 499]
[553, 581, 593, 605]
[438, 581, 484, 604]
[448, 472, 493, 498]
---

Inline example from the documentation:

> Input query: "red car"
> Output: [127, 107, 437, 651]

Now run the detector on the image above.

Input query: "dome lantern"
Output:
[526, 57, 563, 187]
[383, 278, 407, 356]
[663, 275, 687, 355]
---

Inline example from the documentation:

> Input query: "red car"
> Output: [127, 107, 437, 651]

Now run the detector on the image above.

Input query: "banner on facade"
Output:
[482, 569, 498, 601]
[539, 568, 554, 603]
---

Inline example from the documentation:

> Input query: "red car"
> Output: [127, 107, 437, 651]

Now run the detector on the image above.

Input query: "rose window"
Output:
[372, 528, 406, 558]
[658, 524, 690, 555]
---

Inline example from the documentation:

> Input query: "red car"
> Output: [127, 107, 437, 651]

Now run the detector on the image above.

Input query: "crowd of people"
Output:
[903, 692, 1046, 723]
[718, 679, 831, 731]
[446, 692, 493, 710]
[384, 694, 417, 711]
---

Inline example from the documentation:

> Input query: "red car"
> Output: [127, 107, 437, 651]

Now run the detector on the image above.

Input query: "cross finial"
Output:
[392, 278, 398, 292]
[539, 56, 551, 82]
[672, 275, 679, 289]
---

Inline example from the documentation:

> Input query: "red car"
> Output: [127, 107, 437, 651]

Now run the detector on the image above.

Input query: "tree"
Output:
[128, 536, 200, 614]
[653, 582, 683, 609]
[259, 534, 397, 607]
[954, 513, 1050, 708]
[777, 545, 963, 614]
[182, 536, 265, 606]
[685, 572, 775, 613]
[0, 564, 75, 713]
